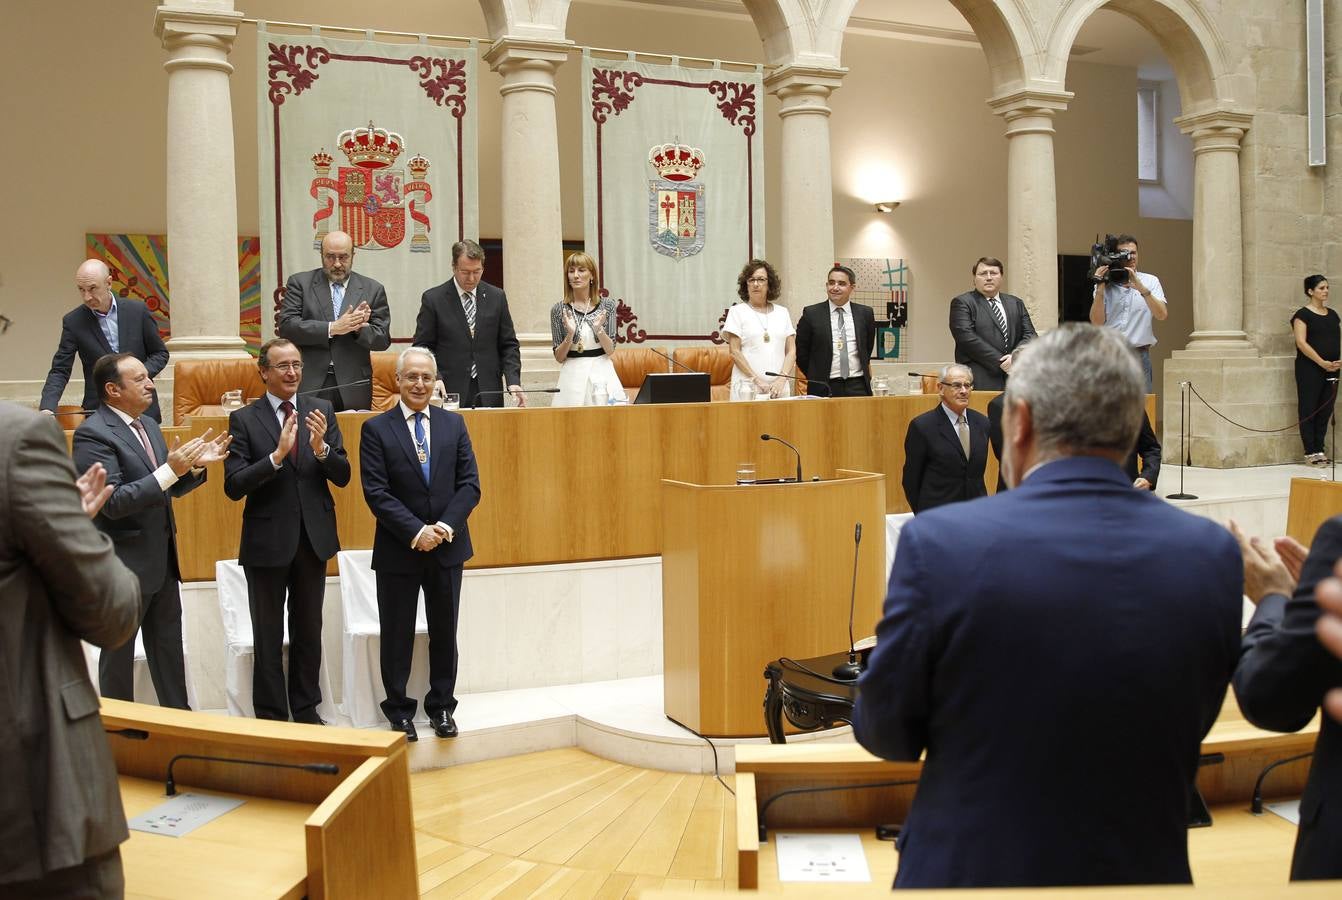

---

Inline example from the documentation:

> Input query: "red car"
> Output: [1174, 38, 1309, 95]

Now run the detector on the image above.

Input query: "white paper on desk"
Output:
[775, 832, 872, 883]
[128, 793, 245, 837]
[1266, 799, 1301, 825]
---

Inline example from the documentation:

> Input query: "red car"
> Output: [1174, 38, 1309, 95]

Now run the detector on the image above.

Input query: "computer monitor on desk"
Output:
[633, 372, 711, 404]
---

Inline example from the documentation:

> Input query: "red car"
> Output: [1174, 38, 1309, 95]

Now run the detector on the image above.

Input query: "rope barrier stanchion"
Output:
[1168, 380, 1198, 500]
[1329, 377, 1338, 482]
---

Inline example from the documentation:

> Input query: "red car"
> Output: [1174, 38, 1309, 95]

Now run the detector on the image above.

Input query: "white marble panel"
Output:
[578, 570, 622, 682]
[457, 568, 513, 694]
[503, 570, 584, 689]
[615, 561, 663, 677]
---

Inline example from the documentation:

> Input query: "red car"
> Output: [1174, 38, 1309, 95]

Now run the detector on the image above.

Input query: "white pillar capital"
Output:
[1174, 110, 1253, 154]
[987, 89, 1073, 133]
[484, 38, 571, 97]
[154, 5, 243, 68]
[765, 66, 846, 119]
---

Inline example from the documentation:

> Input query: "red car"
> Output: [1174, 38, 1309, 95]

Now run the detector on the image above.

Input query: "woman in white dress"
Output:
[550, 251, 626, 406]
[721, 259, 796, 399]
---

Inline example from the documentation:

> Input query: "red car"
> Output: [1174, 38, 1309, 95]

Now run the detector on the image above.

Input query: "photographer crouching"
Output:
[1088, 233, 1168, 392]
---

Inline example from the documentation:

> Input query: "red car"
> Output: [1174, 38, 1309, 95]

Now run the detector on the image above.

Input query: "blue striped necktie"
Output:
[413, 412, 430, 482]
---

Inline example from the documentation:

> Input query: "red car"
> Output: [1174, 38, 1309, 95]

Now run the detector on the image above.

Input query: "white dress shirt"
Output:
[107, 404, 179, 492]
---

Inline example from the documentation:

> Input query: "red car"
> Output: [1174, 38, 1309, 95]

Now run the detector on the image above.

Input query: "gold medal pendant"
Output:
[763, 331, 771, 343]
[417, 449, 427, 464]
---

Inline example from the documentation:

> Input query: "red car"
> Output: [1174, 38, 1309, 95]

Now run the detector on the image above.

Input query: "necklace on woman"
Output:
[752, 302, 772, 342]
[571, 301, 593, 352]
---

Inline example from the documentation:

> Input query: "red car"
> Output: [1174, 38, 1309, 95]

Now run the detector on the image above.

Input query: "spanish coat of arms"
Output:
[310, 121, 434, 252]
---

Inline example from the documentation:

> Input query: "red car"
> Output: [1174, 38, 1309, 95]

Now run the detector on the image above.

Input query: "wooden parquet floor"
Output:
[411, 748, 736, 898]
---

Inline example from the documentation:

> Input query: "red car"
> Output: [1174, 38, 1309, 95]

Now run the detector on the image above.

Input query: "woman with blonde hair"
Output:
[550, 251, 625, 406]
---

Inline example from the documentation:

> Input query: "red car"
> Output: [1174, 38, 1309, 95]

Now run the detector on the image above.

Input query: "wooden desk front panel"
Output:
[172, 397, 998, 580]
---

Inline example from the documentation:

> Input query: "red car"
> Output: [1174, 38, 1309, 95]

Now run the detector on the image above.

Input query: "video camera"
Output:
[1089, 234, 1134, 285]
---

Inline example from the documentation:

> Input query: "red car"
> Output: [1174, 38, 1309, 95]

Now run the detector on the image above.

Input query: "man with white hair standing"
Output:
[855, 324, 1242, 888]
[900, 363, 989, 513]
[361, 346, 480, 742]
[40, 259, 169, 421]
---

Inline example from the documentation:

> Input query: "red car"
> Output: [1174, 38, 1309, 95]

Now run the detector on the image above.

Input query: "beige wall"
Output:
[0, 0, 1190, 403]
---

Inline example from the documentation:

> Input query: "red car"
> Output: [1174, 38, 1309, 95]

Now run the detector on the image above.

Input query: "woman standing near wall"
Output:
[1292, 274, 1341, 465]
[551, 252, 624, 406]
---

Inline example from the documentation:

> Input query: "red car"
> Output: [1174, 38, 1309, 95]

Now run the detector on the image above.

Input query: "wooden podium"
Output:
[660, 469, 887, 737]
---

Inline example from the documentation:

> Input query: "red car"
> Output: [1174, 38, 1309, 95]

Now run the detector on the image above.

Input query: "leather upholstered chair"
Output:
[611, 346, 669, 402]
[671, 345, 733, 401]
[370, 351, 400, 412]
[172, 358, 266, 424]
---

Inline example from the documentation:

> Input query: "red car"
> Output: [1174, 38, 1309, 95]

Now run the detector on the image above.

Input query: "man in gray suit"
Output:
[72, 352, 231, 708]
[949, 256, 1037, 391]
[278, 230, 392, 411]
[0, 402, 140, 897]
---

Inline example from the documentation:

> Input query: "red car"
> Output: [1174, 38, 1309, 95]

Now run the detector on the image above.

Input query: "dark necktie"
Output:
[414, 412, 430, 483]
[463, 291, 478, 378]
[988, 297, 1009, 346]
[131, 419, 158, 467]
[279, 400, 298, 462]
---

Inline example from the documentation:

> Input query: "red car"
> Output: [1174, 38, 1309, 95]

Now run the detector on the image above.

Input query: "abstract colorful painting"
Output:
[85, 233, 263, 355]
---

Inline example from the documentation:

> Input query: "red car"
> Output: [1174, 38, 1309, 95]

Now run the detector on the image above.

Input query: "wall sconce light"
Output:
[874, 201, 900, 213]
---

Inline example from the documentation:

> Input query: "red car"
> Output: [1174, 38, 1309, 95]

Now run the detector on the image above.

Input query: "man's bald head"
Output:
[74, 259, 114, 313]
[320, 231, 354, 285]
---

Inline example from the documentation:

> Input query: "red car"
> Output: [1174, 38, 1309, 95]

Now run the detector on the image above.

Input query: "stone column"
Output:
[1172, 110, 1256, 354]
[154, 3, 248, 359]
[765, 66, 845, 308]
[987, 90, 1072, 332]
[484, 38, 570, 365]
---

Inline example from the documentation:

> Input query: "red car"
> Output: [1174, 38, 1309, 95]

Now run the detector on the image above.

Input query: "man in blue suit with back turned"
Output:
[361, 346, 480, 741]
[854, 324, 1242, 889]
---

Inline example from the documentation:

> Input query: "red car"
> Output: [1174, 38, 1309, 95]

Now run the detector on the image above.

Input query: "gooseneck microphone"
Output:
[759, 433, 803, 484]
[296, 377, 373, 398]
[472, 388, 560, 408]
[764, 372, 831, 396]
[650, 348, 702, 374]
[164, 753, 339, 796]
[833, 522, 865, 680]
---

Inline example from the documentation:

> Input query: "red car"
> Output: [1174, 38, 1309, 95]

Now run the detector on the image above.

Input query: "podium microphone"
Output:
[472, 388, 560, 407]
[759, 433, 803, 483]
[164, 753, 339, 796]
[765, 371, 831, 396]
[650, 348, 702, 374]
[833, 522, 864, 680]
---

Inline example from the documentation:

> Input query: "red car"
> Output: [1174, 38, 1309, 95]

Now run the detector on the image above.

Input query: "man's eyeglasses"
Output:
[264, 362, 304, 373]
[940, 381, 973, 391]
[399, 373, 436, 384]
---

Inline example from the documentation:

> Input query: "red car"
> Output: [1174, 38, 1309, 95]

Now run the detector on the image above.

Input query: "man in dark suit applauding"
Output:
[0, 402, 141, 897]
[949, 256, 1037, 391]
[855, 325, 1242, 888]
[278, 230, 391, 411]
[72, 353, 232, 708]
[223, 338, 350, 724]
[1232, 516, 1342, 880]
[361, 347, 481, 741]
[902, 364, 989, 512]
[794, 265, 876, 397]
[41, 258, 170, 421]
[413, 240, 523, 408]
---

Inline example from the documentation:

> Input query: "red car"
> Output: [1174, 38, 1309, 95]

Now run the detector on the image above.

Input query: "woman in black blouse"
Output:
[1292, 274, 1341, 465]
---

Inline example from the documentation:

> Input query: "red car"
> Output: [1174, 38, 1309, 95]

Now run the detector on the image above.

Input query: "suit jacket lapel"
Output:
[428, 407, 448, 485]
[445, 281, 471, 338]
[936, 408, 967, 462]
[253, 396, 282, 447]
[389, 408, 426, 482]
[816, 303, 833, 365]
[84, 307, 114, 354]
[313, 272, 335, 321]
[116, 303, 132, 353]
[340, 273, 362, 315]
[103, 406, 153, 470]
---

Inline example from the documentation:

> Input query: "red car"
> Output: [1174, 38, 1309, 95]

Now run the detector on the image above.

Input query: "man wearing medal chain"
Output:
[360, 347, 480, 741]
[795, 265, 876, 397]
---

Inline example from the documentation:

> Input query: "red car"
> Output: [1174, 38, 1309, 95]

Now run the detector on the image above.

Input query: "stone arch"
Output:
[1045, 0, 1234, 114]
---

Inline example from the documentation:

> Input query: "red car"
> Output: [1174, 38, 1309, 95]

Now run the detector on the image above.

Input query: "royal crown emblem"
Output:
[648, 142, 705, 182]
[309, 121, 433, 252]
[647, 141, 706, 260]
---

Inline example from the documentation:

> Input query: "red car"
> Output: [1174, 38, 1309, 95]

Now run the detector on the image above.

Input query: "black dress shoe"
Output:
[431, 710, 458, 738]
[391, 718, 418, 742]
[293, 714, 326, 726]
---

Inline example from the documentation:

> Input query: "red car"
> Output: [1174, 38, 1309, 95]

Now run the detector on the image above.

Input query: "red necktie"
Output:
[279, 400, 298, 461]
[130, 419, 158, 467]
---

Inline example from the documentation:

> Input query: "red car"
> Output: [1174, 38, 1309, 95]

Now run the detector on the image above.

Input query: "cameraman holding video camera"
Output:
[1088, 234, 1167, 392]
